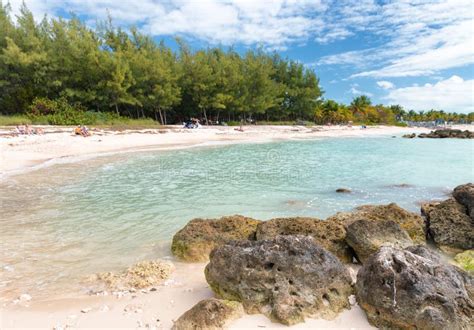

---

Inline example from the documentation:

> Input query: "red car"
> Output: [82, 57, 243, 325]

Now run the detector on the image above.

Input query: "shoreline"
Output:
[0, 124, 438, 180]
[1, 124, 472, 329]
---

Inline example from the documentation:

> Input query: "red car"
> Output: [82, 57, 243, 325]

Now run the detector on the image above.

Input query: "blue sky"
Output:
[8, 0, 474, 113]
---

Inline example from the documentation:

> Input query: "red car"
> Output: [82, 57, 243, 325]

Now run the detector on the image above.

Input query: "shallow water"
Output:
[1, 136, 473, 301]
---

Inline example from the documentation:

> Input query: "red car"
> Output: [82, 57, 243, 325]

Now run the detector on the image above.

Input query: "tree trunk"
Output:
[158, 108, 164, 125]
[154, 110, 159, 122]
[164, 109, 167, 125]
[203, 108, 209, 125]
[115, 103, 119, 116]
[141, 108, 145, 118]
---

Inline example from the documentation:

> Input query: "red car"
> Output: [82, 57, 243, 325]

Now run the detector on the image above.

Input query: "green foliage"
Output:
[0, 114, 31, 125]
[27, 97, 95, 125]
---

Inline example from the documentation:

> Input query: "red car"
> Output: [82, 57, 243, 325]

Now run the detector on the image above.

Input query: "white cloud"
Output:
[349, 84, 373, 97]
[376, 81, 395, 90]
[11, 0, 327, 49]
[8, 1, 474, 79]
[317, 0, 474, 78]
[385, 76, 474, 113]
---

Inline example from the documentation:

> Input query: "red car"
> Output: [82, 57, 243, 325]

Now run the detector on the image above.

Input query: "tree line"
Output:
[316, 96, 474, 125]
[1, 3, 472, 125]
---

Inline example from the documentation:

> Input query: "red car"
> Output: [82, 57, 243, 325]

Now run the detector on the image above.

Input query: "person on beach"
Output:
[81, 125, 90, 137]
[74, 125, 82, 136]
[15, 125, 26, 135]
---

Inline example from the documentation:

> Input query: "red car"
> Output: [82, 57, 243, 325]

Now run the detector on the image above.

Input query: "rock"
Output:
[205, 235, 353, 325]
[356, 246, 474, 329]
[423, 198, 474, 253]
[92, 260, 173, 290]
[255, 217, 353, 263]
[81, 307, 92, 313]
[455, 250, 474, 274]
[346, 219, 413, 263]
[453, 183, 474, 219]
[417, 129, 474, 139]
[405, 245, 442, 262]
[402, 133, 416, 138]
[172, 215, 261, 262]
[420, 201, 439, 217]
[327, 203, 425, 243]
[172, 298, 244, 330]
[335, 188, 352, 193]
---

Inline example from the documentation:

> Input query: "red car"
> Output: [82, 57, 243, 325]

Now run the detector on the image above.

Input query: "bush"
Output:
[28, 97, 97, 125]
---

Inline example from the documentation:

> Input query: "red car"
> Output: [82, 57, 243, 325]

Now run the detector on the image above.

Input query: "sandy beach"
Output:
[0, 124, 437, 179]
[1, 124, 472, 329]
[1, 261, 374, 329]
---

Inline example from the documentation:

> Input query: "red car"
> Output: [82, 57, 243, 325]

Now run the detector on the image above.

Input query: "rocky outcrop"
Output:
[422, 199, 474, 253]
[455, 250, 474, 274]
[205, 235, 353, 325]
[453, 183, 474, 219]
[346, 219, 413, 263]
[172, 298, 244, 330]
[402, 133, 416, 138]
[356, 246, 474, 329]
[255, 217, 353, 263]
[171, 215, 261, 262]
[327, 203, 425, 243]
[418, 129, 474, 139]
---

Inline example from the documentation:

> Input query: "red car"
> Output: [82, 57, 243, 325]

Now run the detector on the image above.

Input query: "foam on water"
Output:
[0, 136, 473, 301]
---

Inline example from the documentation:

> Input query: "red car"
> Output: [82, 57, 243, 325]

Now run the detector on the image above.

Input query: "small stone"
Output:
[81, 307, 92, 313]
[149, 287, 157, 292]
[336, 188, 351, 193]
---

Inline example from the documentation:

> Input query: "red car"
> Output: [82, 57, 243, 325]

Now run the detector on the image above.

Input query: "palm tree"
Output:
[350, 95, 372, 120]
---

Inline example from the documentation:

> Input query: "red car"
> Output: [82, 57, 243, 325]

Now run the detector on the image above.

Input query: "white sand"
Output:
[1, 261, 375, 329]
[0, 124, 438, 178]
[1, 124, 471, 329]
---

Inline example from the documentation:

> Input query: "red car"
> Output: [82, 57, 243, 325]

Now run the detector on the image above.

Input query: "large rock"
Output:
[255, 217, 353, 263]
[172, 298, 244, 330]
[205, 235, 353, 325]
[328, 203, 425, 243]
[356, 246, 474, 329]
[422, 199, 474, 253]
[171, 215, 261, 262]
[346, 219, 413, 263]
[453, 183, 474, 219]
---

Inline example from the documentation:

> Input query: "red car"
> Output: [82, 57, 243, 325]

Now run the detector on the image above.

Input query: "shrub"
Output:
[28, 97, 97, 125]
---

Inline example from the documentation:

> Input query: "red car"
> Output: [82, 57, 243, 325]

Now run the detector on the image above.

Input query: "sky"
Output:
[7, 0, 474, 113]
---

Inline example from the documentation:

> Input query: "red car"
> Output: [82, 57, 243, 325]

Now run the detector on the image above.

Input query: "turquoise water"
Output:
[0, 136, 473, 300]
